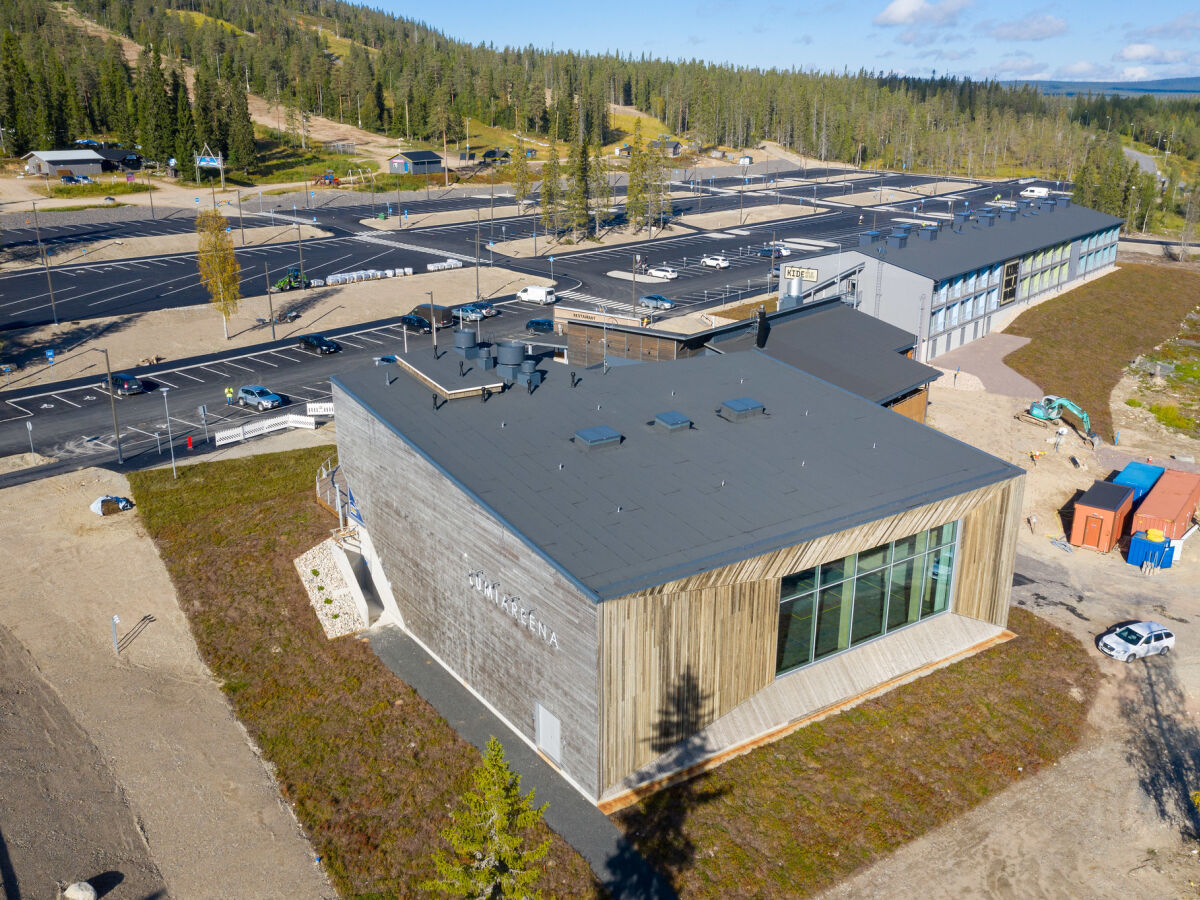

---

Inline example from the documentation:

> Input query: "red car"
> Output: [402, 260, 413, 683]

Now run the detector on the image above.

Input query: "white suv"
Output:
[1098, 621, 1175, 662]
[700, 255, 729, 269]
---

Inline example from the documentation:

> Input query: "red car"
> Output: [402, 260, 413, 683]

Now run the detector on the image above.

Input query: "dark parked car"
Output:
[96, 372, 144, 395]
[399, 314, 432, 334]
[60, 175, 80, 185]
[526, 318, 555, 335]
[297, 334, 340, 354]
[756, 246, 785, 259]
[236, 385, 283, 411]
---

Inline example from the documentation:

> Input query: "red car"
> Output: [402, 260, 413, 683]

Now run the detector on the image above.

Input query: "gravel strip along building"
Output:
[332, 345, 1023, 806]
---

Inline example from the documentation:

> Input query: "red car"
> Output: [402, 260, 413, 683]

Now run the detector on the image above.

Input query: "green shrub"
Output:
[1150, 403, 1195, 431]
[1126, 397, 1143, 408]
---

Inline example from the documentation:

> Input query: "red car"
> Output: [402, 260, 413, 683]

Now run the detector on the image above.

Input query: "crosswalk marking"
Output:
[557, 289, 637, 313]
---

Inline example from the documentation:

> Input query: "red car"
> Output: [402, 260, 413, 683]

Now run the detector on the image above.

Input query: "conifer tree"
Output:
[172, 70, 197, 172]
[589, 142, 611, 235]
[564, 113, 591, 238]
[540, 135, 561, 236]
[625, 119, 647, 232]
[423, 736, 549, 900]
[227, 82, 256, 172]
[510, 136, 532, 208]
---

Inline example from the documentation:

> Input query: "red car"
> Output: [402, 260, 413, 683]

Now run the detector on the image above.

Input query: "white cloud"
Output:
[873, 0, 971, 27]
[1056, 60, 1101, 78]
[1120, 65, 1152, 80]
[1117, 43, 1159, 61]
[1136, 12, 1200, 40]
[989, 14, 1067, 41]
[917, 47, 976, 61]
[990, 54, 1048, 77]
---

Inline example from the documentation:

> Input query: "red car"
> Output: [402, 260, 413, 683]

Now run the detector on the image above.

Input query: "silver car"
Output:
[237, 385, 284, 411]
[1098, 621, 1175, 662]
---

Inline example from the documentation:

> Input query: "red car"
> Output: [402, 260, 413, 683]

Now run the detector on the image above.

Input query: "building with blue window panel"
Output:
[777, 197, 1123, 361]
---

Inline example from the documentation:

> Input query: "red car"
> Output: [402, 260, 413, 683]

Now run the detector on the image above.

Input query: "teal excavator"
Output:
[1021, 395, 1102, 448]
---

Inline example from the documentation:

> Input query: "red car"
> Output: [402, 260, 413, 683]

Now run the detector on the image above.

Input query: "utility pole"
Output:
[490, 178, 495, 237]
[144, 170, 156, 219]
[427, 290, 437, 357]
[265, 263, 276, 341]
[30, 201, 58, 326]
[210, 177, 217, 210]
[236, 189, 244, 244]
[100, 347, 123, 464]
[475, 210, 481, 301]
[294, 223, 306, 288]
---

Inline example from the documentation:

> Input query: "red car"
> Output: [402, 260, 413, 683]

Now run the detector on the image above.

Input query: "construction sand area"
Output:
[1, 265, 553, 391]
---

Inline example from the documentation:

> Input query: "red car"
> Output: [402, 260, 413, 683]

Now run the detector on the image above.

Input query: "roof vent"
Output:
[655, 410, 692, 432]
[953, 211, 970, 225]
[1001, 208, 1018, 222]
[886, 233, 907, 249]
[718, 396, 766, 422]
[857, 230, 883, 247]
[979, 211, 995, 227]
[1017, 198, 1031, 211]
[1058, 197, 1072, 209]
[574, 425, 622, 450]
[917, 226, 938, 241]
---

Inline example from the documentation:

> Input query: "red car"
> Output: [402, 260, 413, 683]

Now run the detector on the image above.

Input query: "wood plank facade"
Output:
[596, 475, 1023, 792]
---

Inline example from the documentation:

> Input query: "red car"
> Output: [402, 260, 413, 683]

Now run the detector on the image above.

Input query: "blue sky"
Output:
[384, 1, 1200, 82]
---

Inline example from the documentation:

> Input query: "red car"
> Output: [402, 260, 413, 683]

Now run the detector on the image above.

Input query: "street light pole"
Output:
[475, 210, 481, 301]
[160, 387, 177, 479]
[236, 189, 245, 244]
[144, 169, 156, 220]
[30, 200, 58, 326]
[294, 223, 306, 288]
[100, 348, 124, 464]
[427, 290, 437, 357]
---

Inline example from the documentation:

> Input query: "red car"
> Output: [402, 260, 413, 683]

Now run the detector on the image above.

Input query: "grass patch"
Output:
[614, 606, 1099, 897]
[229, 129, 379, 185]
[1150, 403, 1195, 431]
[711, 297, 778, 322]
[43, 202, 131, 211]
[128, 449, 598, 898]
[1126, 397, 1144, 408]
[48, 181, 152, 198]
[1003, 264, 1200, 440]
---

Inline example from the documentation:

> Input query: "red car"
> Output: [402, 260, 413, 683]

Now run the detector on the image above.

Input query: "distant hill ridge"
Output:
[1013, 76, 1200, 97]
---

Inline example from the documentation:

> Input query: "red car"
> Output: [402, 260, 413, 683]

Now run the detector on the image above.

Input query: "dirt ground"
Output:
[0, 430, 339, 899]
[1, 265, 554, 390]
[821, 367, 1200, 898]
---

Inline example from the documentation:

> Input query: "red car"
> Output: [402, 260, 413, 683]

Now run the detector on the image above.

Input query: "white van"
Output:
[517, 285, 556, 305]
[1019, 186, 1050, 199]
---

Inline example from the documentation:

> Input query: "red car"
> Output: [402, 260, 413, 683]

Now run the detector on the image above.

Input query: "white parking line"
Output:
[52, 393, 81, 408]
[173, 371, 204, 382]
[354, 333, 384, 344]
[201, 366, 228, 377]
[153, 376, 178, 387]
[336, 337, 365, 348]
[225, 361, 253, 372]
[249, 355, 279, 367]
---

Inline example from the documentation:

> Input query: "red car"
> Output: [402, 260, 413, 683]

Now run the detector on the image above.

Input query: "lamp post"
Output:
[160, 387, 177, 479]
[294, 223, 306, 288]
[427, 290, 437, 357]
[29, 200, 59, 326]
[91, 347, 124, 464]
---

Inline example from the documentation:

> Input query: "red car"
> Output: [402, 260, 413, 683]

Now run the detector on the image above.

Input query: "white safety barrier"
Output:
[325, 266, 414, 286]
[306, 401, 335, 416]
[426, 258, 464, 272]
[214, 413, 316, 447]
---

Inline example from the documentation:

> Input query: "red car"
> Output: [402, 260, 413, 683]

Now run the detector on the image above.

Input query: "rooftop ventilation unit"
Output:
[574, 425, 622, 450]
[886, 233, 908, 249]
[1001, 208, 1018, 222]
[655, 410, 692, 432]
[979, 211, 996, 227]
[718, 396, 766, 422]
[1058, 197, 1072, 209]
[857, 231, 883, 247]
[917, 226, 939, 241]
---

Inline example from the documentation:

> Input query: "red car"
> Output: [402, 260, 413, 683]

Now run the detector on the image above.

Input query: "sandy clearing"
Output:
[678, 202, 818, 231]
[356, 203, 524, 232]
[2, 265, 553, 389]
[1, 223, 329, 271]
[494, 223, 693, 259]
[1, 464, 334, 898]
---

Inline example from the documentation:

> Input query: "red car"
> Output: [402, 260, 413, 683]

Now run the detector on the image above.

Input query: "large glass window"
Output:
[775, 522, 959, 677]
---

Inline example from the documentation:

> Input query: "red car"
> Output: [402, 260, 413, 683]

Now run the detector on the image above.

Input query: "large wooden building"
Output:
[332, 348, 1023, 806]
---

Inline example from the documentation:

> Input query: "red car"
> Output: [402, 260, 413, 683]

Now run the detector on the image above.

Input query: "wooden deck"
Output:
[598, 612, 1011, 811]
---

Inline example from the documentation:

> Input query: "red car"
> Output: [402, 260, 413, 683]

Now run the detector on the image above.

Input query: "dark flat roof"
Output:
[711, 303, 939, 404]
[1078, 481, 1134, 511]
[867, 202, 1123, 281]
[334, 352, 1018, 601]
[393, 150, 443, 163]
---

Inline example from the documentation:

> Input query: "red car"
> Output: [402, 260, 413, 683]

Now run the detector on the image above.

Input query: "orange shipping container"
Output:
[1070, 481, 1135, 552]
[1132, 470, 1200, 541]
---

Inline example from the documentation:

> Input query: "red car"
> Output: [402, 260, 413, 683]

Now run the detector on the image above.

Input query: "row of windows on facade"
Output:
[931, 227, 1118, 307]
[775, 522, 958, 676]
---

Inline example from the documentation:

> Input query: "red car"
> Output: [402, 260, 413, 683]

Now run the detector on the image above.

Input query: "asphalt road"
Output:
[0, 168, 1055, 479]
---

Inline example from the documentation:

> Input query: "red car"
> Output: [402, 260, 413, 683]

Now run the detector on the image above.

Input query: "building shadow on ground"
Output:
[1120, 656, 1200, 839]
[617, 668, 729, 893]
